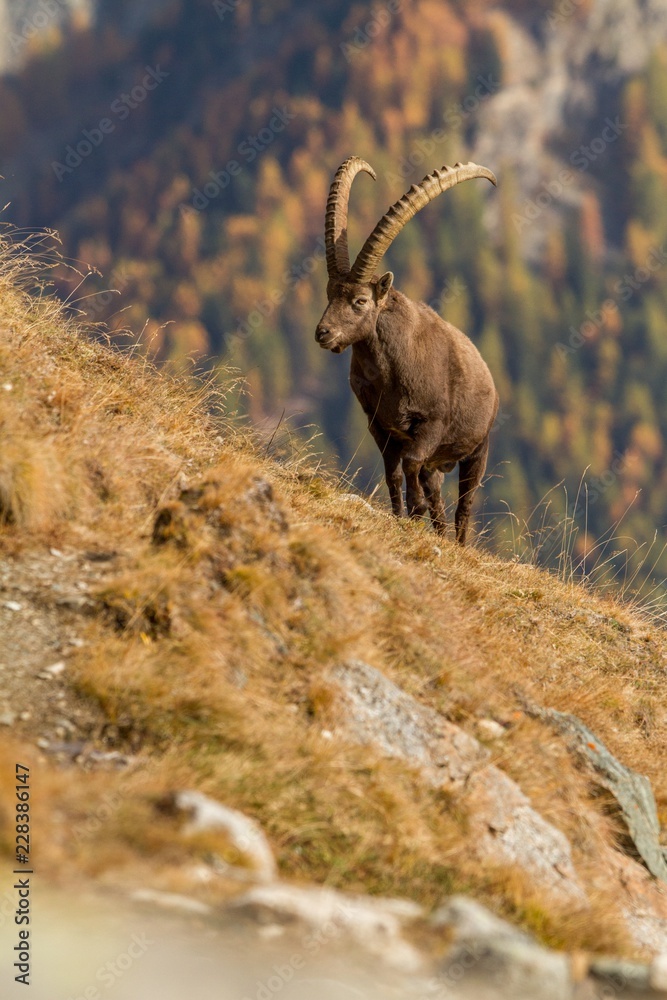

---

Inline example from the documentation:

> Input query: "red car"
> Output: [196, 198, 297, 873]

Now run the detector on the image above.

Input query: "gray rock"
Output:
[55, 717, 76, 733]
[37, 660, 67, 680]
[475, 0, 667, 263]
[54, 595, 93, 610]
[530, 707, 667, 884]
[44, 661, 66, 676]
[163, 790, 276, 882]
[85, 749, 133, 767]
[43, 741, 87, 760]
[476, 719, 507, 741]
[332, 661, 586, 906]
[432, 897, 571, 1000]
[572, 0, 667, 78]
[131, 888, 212, 916]
[332, 660, 490, 783]
[339, 493, 374, 511]
[227, 883, 424, 972]
[651, 954, 667, 991]
[432, 896, 532, 941]
[584, 956, 667, 996]
[439, 936, 571, 1000]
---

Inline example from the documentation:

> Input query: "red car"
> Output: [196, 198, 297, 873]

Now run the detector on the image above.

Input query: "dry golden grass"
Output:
[0, 230, 666, 958]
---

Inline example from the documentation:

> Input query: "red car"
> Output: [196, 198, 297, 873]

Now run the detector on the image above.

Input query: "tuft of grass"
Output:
[483, 476, 667, 622]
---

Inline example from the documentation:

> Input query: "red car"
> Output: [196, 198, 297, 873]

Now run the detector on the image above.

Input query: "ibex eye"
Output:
[354, 298, 368, 307]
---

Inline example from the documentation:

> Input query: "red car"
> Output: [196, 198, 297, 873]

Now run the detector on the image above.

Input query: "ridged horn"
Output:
[350, 161, 497, 283]
[325, 156, 377, 279]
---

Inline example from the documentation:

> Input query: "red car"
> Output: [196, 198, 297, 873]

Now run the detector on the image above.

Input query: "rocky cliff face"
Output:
[0, 0, 91, 72]
[475, 0, 667, 260]
[0, 0, 176, 73]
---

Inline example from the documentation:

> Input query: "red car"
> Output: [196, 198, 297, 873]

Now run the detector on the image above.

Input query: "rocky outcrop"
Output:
[221, 879, 667, 999]
[326, 660, 667, 957]
[227, 882, 425, 973]
[157, 789, 277, 882]
[134, 789, 667, 994]
[0, 0, 91, 73]
[528, 706, 667, 883]
[518, 704, 667, 956]
[331, 659, 587, 907]
[23, 886, 667, 1000]
[432, 896, 571, 1000]
[474, 0, 667, 259]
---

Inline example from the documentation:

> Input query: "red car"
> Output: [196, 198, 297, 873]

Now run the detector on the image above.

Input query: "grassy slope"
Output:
[0, 237, 666, 957]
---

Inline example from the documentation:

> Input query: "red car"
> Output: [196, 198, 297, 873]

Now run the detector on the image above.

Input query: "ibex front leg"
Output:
[385, 443, 406, 517]
[419, 467, 446, 534]
[402, 422, 446, 521]
[369, 424, 406, 517]
[403, 458, 428, 519]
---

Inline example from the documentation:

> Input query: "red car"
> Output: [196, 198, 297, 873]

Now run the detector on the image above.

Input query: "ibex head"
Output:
[316, 272, 394, 353]
[315, 156, 497, 353]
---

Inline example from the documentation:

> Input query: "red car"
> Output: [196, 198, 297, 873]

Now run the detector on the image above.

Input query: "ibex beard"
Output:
[316, 156, 499, 546]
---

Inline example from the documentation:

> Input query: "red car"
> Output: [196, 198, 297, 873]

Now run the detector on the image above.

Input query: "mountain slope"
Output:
[4, 0, 667, 596]
[1, 235, 667, 964]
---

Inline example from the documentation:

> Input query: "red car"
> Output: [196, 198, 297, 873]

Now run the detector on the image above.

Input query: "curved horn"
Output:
[350, 161, 497, 283]
[325, 156, 377, 279]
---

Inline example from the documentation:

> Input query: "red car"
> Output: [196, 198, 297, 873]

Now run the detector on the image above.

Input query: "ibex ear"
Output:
[375, 271, 394, 301]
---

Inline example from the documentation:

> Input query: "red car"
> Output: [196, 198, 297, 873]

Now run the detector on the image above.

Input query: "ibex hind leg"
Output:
[419, 467, 446, 535]
[455, 436, 490, 546]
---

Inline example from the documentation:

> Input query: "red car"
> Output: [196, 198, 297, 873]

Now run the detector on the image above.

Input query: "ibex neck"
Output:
[350, 290, 415, 381]
[377, 287, 415, 345]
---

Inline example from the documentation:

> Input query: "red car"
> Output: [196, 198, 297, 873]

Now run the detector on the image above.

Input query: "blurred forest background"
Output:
[3, 0, 667, 598]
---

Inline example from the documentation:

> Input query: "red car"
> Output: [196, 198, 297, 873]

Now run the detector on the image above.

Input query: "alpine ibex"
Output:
[315, 157, 498, 545]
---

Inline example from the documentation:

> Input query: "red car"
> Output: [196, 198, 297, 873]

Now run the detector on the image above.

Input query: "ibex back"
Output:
[315, 157, 499, 545]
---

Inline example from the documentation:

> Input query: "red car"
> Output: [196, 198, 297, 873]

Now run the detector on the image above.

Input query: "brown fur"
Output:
[316, 274, 498, 544]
